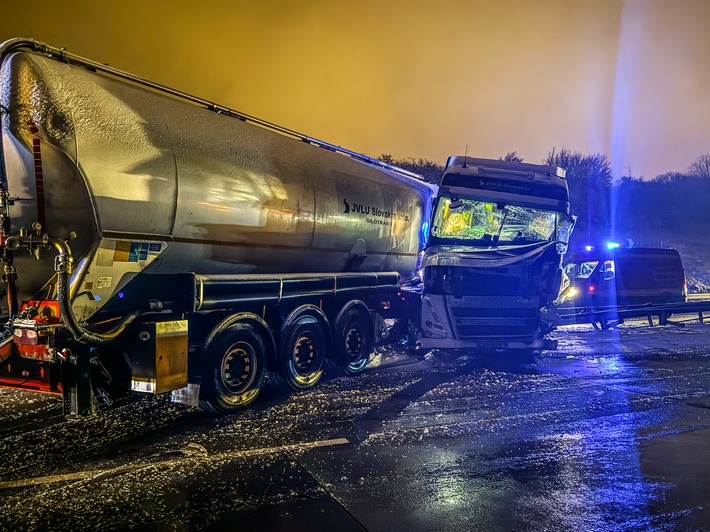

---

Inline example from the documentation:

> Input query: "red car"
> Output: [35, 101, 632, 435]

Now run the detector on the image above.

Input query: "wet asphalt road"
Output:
[0, 318, 709, 531]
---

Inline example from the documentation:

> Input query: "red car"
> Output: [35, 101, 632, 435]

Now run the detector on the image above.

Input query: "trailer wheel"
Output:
[270, 306, 328, 393]
[327, 301, 374, 376]
[200, 321, 267, 413]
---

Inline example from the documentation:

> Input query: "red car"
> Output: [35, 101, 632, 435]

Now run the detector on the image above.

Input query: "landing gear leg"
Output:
[61, 350, 94, 418]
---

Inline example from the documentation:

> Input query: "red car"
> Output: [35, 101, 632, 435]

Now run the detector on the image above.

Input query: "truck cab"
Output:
[418, 156, 575, 352]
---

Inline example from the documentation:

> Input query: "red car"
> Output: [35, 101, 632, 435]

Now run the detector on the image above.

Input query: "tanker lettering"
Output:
[343, 198, 411, 224]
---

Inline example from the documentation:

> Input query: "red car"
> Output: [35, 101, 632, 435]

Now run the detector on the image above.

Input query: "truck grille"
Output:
[446, 295, 540, 338]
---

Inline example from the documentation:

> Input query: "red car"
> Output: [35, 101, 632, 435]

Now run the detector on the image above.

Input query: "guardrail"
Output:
[557, 298, 710, 330]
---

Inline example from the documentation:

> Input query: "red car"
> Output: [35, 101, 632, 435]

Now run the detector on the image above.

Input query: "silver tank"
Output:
[0, 41, 435, 319]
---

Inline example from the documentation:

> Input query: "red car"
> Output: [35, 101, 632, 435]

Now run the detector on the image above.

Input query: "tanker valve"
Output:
[4, 223, 76, 261]
[56, 348, 74, 364]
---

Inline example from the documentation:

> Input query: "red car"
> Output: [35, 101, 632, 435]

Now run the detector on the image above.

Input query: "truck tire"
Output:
[200, 320, 267, 413]
[269, 305, 328, 393]
[327, 301, 374, 376]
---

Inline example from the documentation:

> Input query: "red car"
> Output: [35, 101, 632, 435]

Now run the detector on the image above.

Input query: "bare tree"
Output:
[656, 171, 691, 184]
[689, 153, 710, 178]
[379, 154, 444, 183]
[545, 148, 613, 246]
[499, 151, 524, 162]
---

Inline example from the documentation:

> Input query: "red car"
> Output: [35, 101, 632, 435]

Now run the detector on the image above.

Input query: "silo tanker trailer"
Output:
[0, 39, 435, 417]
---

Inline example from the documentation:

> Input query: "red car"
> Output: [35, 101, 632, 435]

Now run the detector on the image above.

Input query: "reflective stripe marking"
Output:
[32, 138, 46, 228]
[101, 231, 418, 257]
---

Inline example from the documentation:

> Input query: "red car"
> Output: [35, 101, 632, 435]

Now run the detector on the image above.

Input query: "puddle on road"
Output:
[640, 426, 710, 529]
[535, 353, 638, 379]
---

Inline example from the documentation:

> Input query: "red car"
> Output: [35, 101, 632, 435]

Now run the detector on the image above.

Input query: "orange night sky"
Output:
[2, 0, 709, 179]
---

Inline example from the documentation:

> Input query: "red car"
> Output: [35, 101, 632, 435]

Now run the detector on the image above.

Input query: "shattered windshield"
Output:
[431, 197, 573, 246]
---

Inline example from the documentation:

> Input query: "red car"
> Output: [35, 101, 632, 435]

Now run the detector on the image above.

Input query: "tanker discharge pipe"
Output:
[5, 233, 139, 344]
[52, 240, 140, 344]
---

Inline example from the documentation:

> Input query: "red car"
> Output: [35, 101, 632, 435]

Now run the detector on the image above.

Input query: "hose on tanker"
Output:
[52, 241, 140, 345]
[3, 259, 18, 318]
[4, 228, 140, 345]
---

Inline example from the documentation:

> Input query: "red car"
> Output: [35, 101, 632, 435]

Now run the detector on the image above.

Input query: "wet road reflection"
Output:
[0, 320, 708, 530]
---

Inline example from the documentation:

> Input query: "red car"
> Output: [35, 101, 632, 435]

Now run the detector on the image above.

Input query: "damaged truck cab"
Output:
[418, 156, 575, 352]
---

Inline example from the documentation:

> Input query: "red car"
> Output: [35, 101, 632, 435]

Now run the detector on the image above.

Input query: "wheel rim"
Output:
[220, 341, 258, 394]
[286, 327, 324, 388]
[340, 314, 371, 373]
[292, 334, 316, 374]
[344, 325, 364, 361]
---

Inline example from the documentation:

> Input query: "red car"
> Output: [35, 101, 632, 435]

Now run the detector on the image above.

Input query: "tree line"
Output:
[381, 151, 710, 252]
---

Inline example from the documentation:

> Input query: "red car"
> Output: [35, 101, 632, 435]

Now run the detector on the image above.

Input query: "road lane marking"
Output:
[0, 437, 349, 490]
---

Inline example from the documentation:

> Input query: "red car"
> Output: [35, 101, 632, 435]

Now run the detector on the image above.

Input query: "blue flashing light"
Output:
[421, 220, 430, 248]
[605, 241, 621, 250]
[118, 292, 125, 299]
[584, 245, 593, 252]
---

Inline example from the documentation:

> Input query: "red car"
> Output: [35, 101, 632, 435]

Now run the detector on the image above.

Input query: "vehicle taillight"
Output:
[588, 285, 596, 294]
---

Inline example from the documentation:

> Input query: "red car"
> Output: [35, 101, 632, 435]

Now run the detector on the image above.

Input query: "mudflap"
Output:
[61, 351, 95, 418]
[373, 312, 389, 345]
